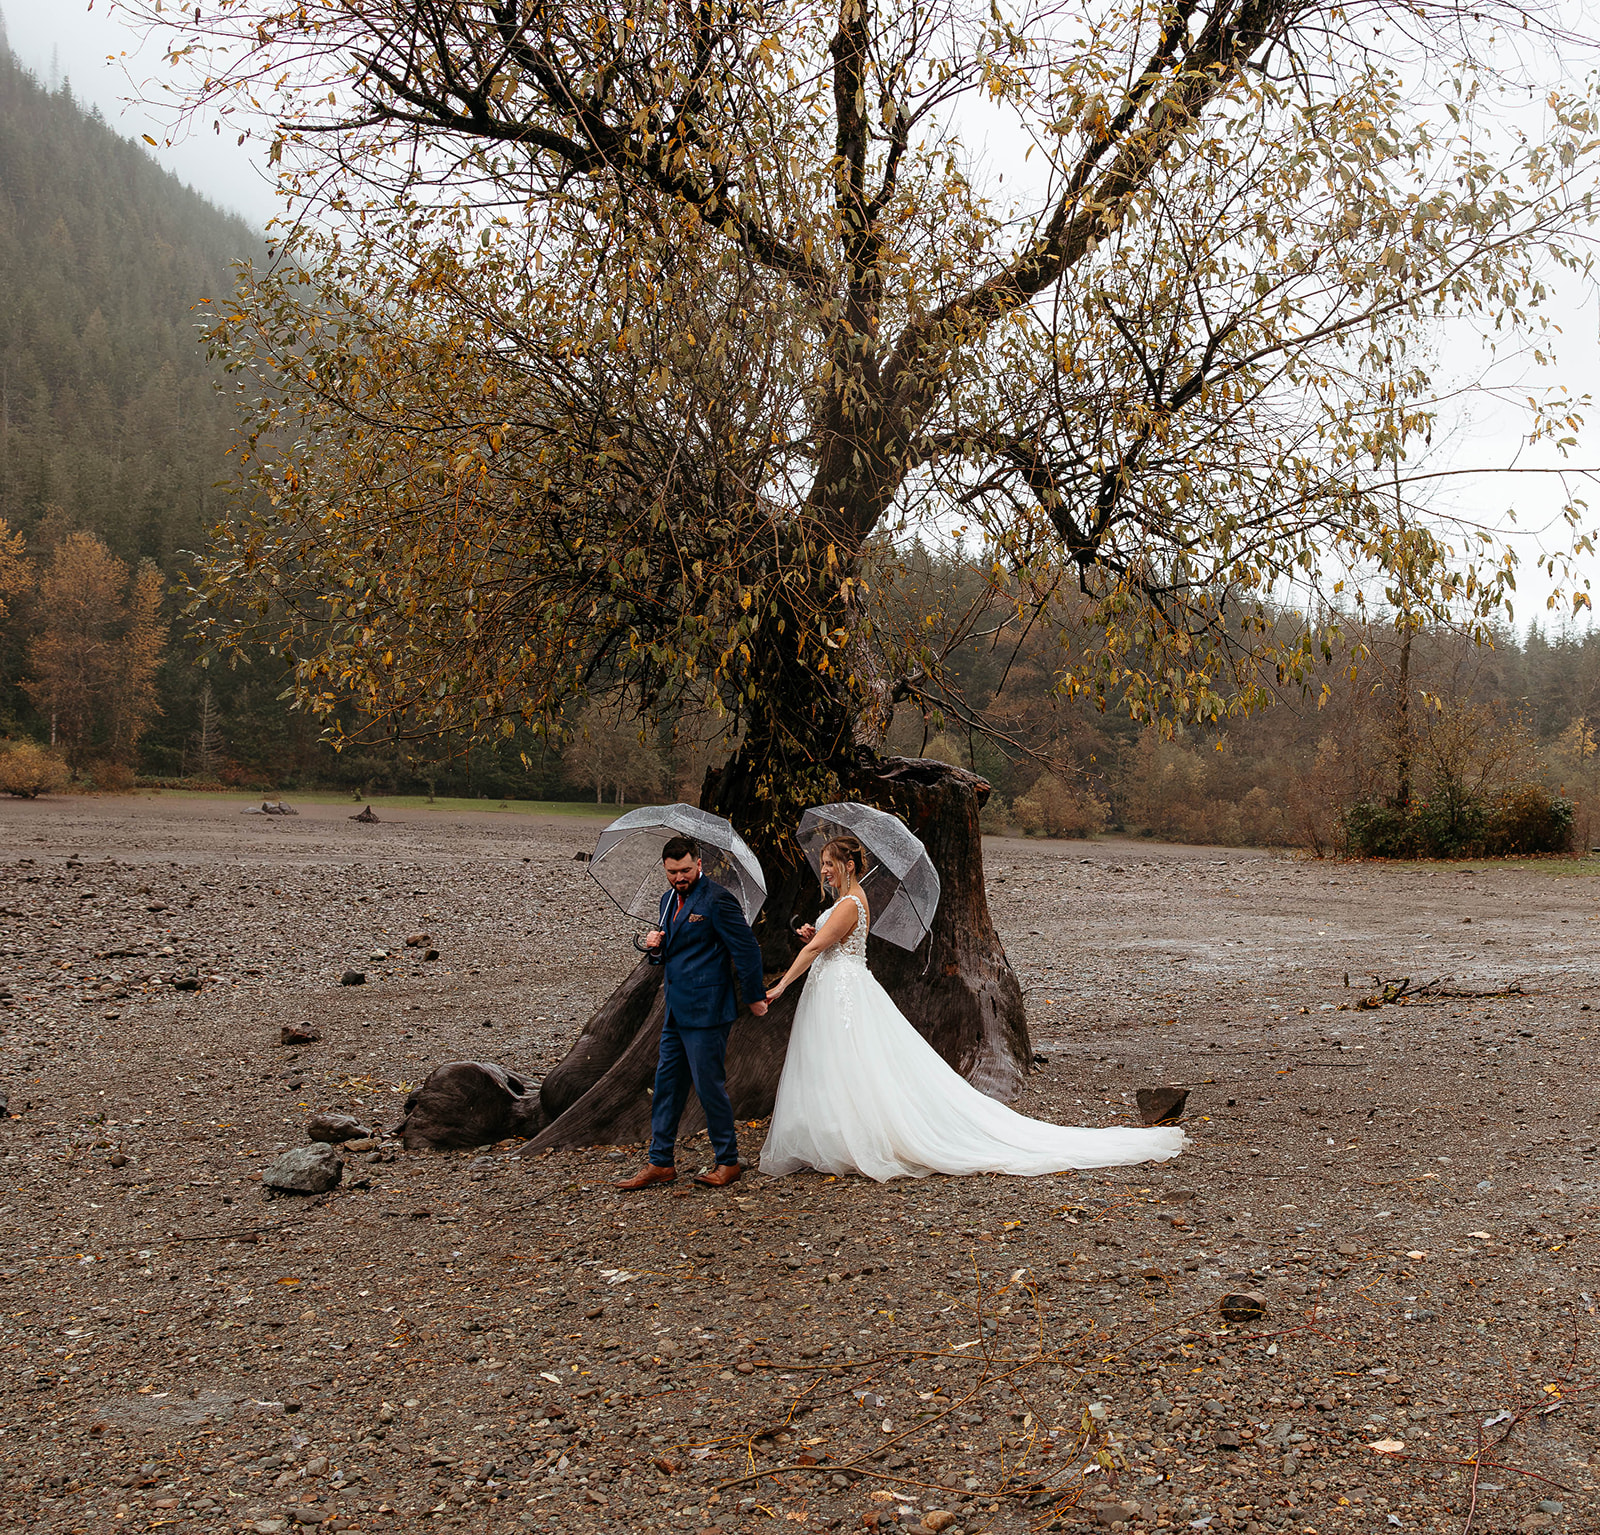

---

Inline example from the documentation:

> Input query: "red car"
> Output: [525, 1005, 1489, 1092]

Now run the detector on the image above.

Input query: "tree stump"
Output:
[522, 752, 1029, 1153]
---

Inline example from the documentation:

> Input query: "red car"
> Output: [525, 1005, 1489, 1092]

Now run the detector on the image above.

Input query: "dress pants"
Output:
[648, 1010, 738, 1168]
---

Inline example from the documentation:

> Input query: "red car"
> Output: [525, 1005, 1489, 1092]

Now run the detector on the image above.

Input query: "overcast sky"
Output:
[1, 0, 276, 226]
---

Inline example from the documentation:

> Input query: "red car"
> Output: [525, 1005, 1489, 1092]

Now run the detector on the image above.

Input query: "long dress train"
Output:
[760, 895, 1186, 1181]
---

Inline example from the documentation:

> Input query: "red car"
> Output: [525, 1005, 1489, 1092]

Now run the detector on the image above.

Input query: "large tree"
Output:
[132, 0, 1596, 1146]
[25, 531, 167, 770]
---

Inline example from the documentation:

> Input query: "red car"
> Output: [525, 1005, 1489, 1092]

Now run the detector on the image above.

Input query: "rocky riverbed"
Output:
[0, 793, 1596, 1535]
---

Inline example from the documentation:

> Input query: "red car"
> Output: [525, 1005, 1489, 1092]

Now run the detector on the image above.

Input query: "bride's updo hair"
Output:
[821, 834, 870, 882]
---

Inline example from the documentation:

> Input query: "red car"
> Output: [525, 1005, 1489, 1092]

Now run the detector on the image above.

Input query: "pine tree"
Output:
[190, 680, 224, 778]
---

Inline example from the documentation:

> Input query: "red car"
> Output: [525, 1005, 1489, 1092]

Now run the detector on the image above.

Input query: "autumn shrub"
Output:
[1119, 734, 1281, 845]
[1543, 718, 1600, 850]
[220, 761, 275, 791]
[1012, 773, 1109, 838]
[1236, 785, 1291, 847]
[1344, 784, 1572, 858]
[0, 741, 72, 798]
[978, 793, 1013, 834]
[82, 758, 136, 793]
[1482, 784, 1574, 855]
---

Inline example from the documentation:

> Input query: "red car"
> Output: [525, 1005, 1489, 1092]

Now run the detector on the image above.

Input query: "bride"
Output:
[760, 835, 1186, 1181]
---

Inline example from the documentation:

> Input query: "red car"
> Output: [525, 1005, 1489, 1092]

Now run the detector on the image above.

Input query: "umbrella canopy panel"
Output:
[796, 801, 941, 950]
[588, 803, 767, 925]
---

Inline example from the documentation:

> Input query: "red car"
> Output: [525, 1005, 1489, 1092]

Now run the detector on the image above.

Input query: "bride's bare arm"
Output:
[765, 899, 859, 1001]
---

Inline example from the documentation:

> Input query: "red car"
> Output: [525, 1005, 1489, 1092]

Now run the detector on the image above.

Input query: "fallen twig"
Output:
[1357, 976, 1530, 1009]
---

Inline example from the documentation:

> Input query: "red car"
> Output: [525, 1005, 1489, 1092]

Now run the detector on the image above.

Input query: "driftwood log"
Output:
[396, 1061, 544, 1150]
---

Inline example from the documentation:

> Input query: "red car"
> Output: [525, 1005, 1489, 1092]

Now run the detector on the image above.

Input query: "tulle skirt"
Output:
[760, 953, 1186, 1182]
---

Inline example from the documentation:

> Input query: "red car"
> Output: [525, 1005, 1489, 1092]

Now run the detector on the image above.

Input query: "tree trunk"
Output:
[521, 750, 1029, 1154]
[1395, 626, 1413, 810]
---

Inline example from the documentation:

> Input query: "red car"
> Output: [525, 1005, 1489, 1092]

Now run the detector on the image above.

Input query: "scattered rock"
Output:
[924, 1515, 958, 1533]
[572, 850, 590, 861]
[423, 949, 439, 963]
[1094, 1500, 1141, 1526]
[1136, 1085, 1189, 1124]
[241, 800, 298, 816]
[170, 975, 201, 992]
[404, 932, 432, 947]
[108, 1152, 127, 1167]
[350, 805, 380, 823]
[1214, 1427, 1241, 1451]
[306, 1112, 372, 1144]
[395, 1061, 545, 1150]
[262, 1143, 344, 1194]
[1218, 1290, 1268, 1323]
[339, 970, 366, 986]
[279, 1023, 321, 1046]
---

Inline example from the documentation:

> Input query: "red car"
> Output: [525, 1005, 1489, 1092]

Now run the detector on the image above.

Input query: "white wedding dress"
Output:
[760, 894, 1186, 1181]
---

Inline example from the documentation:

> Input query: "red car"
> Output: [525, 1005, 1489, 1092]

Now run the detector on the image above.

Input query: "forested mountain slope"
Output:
[0, 37, 253, 567]
[0, 40, 575, 793]
[0, 34, 314, 781]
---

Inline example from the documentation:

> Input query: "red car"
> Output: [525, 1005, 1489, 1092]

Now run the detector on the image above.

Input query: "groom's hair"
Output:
[661, 835, 699, 862]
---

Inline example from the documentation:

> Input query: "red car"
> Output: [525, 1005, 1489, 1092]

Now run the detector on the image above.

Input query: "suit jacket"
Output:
[647, 875, 765, 1028]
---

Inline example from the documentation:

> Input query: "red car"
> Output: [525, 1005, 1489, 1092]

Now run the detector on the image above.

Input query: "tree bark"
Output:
[521, 751, 1029, 1154]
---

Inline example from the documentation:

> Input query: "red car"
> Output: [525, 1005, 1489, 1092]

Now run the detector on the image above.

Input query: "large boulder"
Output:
[306, 1112, 373, 1144]
[263, 1143, 344, 1194]
[395, 1061, 543, 1151]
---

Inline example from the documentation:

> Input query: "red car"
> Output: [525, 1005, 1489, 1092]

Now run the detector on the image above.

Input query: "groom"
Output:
[615, 835, 768, 1191]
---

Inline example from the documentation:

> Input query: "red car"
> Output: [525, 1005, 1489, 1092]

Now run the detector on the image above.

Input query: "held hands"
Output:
[765, 924, 817, 1001]
[749, 999, 769, 1016]
[764, 981, 787, 1004]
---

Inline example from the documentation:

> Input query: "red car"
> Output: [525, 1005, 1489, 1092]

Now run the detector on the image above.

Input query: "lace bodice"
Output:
[818, 893, 869, 966]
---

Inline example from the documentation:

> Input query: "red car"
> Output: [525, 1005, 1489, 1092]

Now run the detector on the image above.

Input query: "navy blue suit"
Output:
[645, 875, 766, 1168]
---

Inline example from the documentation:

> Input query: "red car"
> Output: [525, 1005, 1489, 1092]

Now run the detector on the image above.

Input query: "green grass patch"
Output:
[1443, 853, 1600, 879]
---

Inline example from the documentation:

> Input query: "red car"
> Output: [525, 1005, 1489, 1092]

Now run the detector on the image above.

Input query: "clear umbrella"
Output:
[588, 803, 767, 926]
[796, 802, 940, 950]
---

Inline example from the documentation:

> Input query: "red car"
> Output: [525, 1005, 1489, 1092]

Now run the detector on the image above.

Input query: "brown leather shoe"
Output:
[693, 1162, 743, 1188]
[615, 1164, 677, 1191]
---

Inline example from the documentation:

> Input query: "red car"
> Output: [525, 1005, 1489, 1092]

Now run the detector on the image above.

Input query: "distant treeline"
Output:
[869, 549, 1595, 856]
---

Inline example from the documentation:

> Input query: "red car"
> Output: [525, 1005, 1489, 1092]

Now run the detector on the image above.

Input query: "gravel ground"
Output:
[0, 793, 1596, 1535]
